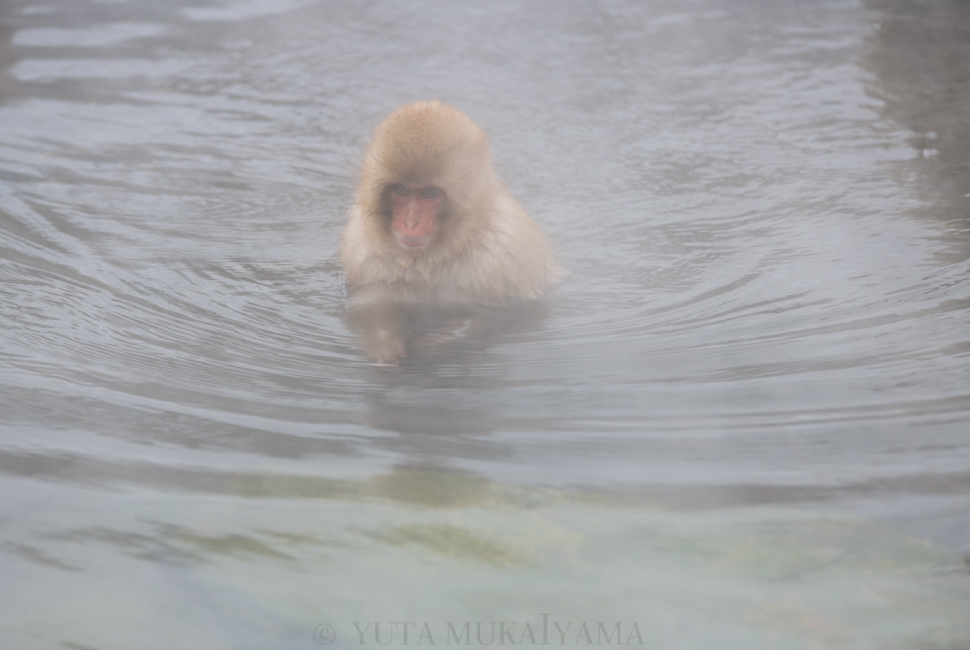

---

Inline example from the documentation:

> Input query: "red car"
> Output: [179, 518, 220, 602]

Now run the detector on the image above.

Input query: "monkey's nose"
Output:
[403, 205, 421, 231]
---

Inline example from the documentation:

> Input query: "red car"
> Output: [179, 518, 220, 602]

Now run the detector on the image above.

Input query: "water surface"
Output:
[1, 0, 969, 648]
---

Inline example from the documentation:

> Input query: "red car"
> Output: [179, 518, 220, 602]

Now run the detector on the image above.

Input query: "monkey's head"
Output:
[358, 101, 499, 254]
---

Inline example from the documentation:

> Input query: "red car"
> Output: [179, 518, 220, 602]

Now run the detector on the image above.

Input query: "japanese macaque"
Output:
[340, 101, 566, 364]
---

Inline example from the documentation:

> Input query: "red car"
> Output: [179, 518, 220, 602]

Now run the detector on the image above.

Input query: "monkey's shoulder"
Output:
[472, 195, 567, 299]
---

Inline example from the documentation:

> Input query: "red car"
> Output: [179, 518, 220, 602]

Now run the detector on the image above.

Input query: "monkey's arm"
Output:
[345, 283, 414, 365]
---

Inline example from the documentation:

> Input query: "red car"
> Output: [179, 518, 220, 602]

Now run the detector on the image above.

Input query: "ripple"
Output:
[1, 0, 969, 645]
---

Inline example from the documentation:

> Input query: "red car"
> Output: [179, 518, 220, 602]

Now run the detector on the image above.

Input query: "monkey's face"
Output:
[387, 183, 446, 250]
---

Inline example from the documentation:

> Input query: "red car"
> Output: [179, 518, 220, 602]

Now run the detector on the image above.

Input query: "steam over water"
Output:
[1, 0, 969, 648]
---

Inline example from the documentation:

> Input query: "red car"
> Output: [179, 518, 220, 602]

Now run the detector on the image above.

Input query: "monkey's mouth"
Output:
[394, 233, 432, 249]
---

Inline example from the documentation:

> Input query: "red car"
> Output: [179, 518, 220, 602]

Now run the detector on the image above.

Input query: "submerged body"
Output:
[339, 101, 566, 362]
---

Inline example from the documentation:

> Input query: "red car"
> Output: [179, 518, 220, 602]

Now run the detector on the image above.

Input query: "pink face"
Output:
[389, 183, 445, 249]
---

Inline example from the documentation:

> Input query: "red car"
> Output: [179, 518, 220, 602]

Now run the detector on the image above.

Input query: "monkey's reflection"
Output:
[350, 300, 553, 473]
[348, 299, 549, 370]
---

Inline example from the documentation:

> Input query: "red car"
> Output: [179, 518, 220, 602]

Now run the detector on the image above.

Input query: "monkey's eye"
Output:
[392, 185, 410, 197]
[420, 188, 439, 200]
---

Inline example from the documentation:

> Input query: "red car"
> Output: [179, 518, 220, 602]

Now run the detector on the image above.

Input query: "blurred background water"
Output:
[1, 0, 969, 648]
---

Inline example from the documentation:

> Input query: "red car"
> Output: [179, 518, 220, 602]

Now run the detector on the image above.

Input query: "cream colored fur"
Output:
[340, 101, 566, 305]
